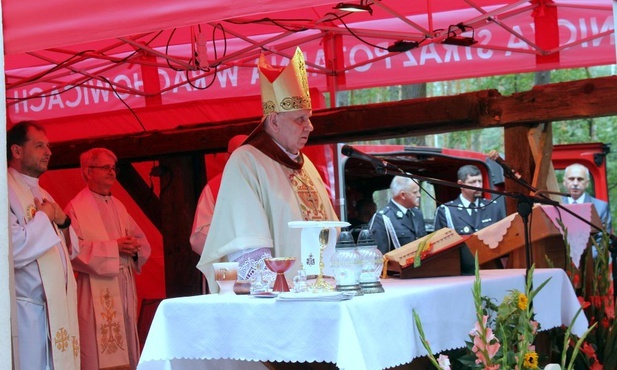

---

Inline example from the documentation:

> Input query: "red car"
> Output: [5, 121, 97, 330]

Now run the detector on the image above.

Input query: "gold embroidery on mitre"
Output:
[287, 168, 327, 221]
[258, 47, 312, 115]
[54, 327, 70, 352]
[99, 288, 126, 354]
[262, 101, 277, 115]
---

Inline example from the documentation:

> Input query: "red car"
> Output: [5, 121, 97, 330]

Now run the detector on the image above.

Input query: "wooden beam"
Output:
[47, 76, 617, 169]
[481, 76, 617, 126]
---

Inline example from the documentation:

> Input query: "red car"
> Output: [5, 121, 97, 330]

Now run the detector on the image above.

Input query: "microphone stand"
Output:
[359, 153, 613, 282]
[376, 165, 558, 281]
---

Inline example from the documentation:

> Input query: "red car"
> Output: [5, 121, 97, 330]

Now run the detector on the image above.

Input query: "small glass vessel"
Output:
[356, 227, 385, 294]
[330, 230, 363, 296]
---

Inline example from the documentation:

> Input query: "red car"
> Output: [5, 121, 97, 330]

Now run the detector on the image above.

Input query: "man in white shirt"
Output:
[562, 163, 612, 234]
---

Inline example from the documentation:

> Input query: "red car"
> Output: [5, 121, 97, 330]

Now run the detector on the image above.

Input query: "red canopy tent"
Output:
[3, 0, 615, 140]
[0, 1, 615, 362]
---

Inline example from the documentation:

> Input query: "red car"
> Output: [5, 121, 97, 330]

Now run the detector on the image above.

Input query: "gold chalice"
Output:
[313, 227, 334, 291]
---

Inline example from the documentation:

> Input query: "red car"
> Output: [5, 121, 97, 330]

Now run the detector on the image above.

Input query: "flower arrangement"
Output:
[413, 255, 591, 370]
[547, 223, 617, 369]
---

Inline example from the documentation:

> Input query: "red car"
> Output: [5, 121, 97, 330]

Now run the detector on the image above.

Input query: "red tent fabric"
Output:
[3, 0, 615, 140]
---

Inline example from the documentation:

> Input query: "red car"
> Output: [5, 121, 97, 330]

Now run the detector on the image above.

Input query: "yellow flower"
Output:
[518, 293, 528, 310]
[523, 352, 539, 369]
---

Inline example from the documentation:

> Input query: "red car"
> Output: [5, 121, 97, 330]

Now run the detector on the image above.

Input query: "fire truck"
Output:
[309, 142, 611, 230]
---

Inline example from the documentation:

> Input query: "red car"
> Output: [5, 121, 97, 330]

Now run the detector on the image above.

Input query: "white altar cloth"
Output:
[138, 269, 587, 370]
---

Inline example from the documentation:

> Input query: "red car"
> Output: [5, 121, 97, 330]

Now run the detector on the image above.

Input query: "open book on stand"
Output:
[384, 228, 470, 278]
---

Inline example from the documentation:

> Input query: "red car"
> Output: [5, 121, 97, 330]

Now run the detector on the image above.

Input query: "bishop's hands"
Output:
[118, 236, 140, 257]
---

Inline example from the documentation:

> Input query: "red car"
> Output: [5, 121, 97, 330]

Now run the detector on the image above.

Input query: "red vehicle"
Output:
[312, 142, 610, 231]
[552, 142, 611, 202]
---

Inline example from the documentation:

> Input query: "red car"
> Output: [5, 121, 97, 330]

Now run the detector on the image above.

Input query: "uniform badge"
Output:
[463, 226, 471, 233]
[396, 211, 404, 218]
[26, 204, 36, 222]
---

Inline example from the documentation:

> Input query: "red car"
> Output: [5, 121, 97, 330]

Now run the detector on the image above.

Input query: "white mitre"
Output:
[258, 47, 312, 115]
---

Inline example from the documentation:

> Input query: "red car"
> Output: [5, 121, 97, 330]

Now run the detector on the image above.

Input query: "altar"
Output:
[138, 269, 587, 370]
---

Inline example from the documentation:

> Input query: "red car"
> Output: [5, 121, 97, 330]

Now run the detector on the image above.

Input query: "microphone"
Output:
[487, 150, 527, 184]
[341, 145, 401, 173]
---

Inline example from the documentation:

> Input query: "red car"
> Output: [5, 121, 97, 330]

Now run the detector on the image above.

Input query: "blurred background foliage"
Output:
[335, 65, 616, 231]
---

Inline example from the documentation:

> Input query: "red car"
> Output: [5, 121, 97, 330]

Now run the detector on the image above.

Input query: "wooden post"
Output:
[159, 155, 202, 297]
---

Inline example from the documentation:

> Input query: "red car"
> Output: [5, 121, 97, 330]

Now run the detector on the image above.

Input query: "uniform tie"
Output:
[406, 209, 415, 232]
[469, 201, 478, 227]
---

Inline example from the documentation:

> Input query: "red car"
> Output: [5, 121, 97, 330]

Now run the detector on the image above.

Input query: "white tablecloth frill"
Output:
[138, 268, 587, 370]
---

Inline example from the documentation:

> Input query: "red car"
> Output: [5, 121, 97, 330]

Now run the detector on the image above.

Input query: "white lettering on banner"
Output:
[350, 44, 373, 72]
[313, 49, 326, 77]
[64, 85, 80, 108]
[505, 25, 530, 57]
[250, 65, 260, 85]
[560, 17, 614, 48]
[48, 90, 65, 109]
[10, 80, 120, 114]
[7, 14, 613, 119]
[88, 80, 111, 103]
[167, 67, 241, 93]
[113, 74, 132, 100]
[159, 70, 171, 91]
[373, 45, 391, 69]
[133, 72, 144, 92]
[217, 66, 239, 88]
[189, 71, 208, 90]
[173, 72, 190, 93]
[420, 44, 444, 65]
[477, 30, 493, 60]
[402, 52, 419, 67]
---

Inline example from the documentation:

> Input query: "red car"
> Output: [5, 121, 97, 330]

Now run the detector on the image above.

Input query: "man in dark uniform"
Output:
[369, 176, 427, 254]
[433, 164, 505, 235]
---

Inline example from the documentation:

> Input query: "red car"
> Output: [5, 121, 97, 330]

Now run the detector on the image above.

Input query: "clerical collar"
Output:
[271, 139, 300, 162]
[18, 171, 40, 187]
[90, 189, 112, 202]
[244, 130, 303, 170]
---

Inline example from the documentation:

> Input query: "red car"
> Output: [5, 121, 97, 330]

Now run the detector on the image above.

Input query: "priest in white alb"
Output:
[66, 147, 151, 370]
[197, 47, 338, 291]
[8, 121, 81, 370]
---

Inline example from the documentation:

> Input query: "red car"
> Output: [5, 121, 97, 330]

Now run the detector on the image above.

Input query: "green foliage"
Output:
[341, 65, 616, 234]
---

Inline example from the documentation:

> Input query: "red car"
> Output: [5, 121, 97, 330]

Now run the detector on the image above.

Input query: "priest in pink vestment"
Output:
[197, 47, 338, 291]
[66, 147, 151, 370]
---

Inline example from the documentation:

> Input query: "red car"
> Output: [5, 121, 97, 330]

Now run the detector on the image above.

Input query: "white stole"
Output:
[71, 189, 131, 370]
[7, 169, 80, 370]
